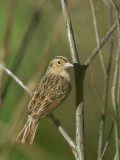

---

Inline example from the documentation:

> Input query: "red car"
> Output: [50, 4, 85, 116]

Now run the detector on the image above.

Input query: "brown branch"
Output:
[60, 0, 86, 160]
[60, 0, 79, 64]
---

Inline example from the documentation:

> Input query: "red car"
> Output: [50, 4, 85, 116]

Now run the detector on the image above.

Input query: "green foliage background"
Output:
[0, 0, 117, 160]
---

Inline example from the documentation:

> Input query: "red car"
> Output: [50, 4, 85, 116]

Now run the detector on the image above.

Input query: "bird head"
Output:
[49, 56, 73, 73]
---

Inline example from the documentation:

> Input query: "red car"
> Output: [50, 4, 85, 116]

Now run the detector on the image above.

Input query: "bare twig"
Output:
[111, 0, 120, 159]
[97, 3, 114, 159]
[85, 22, 117, 66]
[100, 5, 114, 158]
[101, 122, 114, 158]
[117, 14, 120, 105]
[60, 0, 86, 160]
[60, 0, 79, 64]
[90, 0, 106, 74]
[117, 67, 120, 103]
[0, 64, 32, 96]
[60, 1, 119, 159]
[89, 2, 106, 157]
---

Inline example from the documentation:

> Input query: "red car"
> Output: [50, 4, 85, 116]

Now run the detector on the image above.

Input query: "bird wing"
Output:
[27, 73, 71, 118]
[27, 75, 47, 115]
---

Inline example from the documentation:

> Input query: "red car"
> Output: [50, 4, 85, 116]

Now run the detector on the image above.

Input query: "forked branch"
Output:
[60, 0, 85, 159]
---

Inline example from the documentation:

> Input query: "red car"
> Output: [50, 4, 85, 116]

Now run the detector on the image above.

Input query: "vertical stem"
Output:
[60, 0, 86, 159]
[98, 4, 113, 160]
[60, 0, 79, 64]
[112, 50, 120, 159]
[112, 0, 120, 159]
[75, 64, 86, 160]
[89, 0, 106, 74]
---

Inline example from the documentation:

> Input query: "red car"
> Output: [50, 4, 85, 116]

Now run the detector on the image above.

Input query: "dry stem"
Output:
[112, 0, 120, 159]
[61, 0, 86, 159]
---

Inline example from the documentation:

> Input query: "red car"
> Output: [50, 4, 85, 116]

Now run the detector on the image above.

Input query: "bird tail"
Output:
[16, 116, 39, 146]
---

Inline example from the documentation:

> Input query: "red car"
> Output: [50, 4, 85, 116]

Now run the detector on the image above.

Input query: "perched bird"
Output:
[16, 56, 73, 146]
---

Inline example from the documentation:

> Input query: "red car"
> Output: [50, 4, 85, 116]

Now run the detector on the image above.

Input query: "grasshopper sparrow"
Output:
[16, 56, 73, 145]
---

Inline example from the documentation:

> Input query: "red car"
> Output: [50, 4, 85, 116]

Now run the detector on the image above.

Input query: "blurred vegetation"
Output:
[0, 0, 119, 160]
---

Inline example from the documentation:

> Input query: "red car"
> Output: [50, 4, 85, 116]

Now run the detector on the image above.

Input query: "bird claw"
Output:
[46, 113, 61, 127]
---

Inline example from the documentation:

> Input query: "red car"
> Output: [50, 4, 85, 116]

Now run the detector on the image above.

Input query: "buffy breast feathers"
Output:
[16, 56, 73, 146]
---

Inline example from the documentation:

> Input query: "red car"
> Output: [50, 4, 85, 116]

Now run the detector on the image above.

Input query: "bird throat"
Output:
[49, 67, 70, 81]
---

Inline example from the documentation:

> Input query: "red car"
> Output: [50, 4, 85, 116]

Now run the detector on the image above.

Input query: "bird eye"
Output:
[58, 61, 61, 64]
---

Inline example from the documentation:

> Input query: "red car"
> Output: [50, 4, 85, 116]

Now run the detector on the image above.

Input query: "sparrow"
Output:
[16, 56, 73, 146]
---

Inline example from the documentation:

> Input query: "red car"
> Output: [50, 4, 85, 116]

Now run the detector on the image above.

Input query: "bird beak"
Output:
[64, 63, 73, 68]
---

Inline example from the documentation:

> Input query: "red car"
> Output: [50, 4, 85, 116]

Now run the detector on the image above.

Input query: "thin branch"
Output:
[60, 0, 86, 160]
[89, 1, 108, 156]
[114, 153, 117, 160]
[0, 64, 32, 96]
[116, 12, 120, 105]
[97, 3, 114, 159]
[90, 0, 106, 74]
[111, 0, 120, 159]
[100, 6, 114, 158]
[102, 122, 114, 158]
[60, 0, 79, 64]
[85, 22, 117, 66]
[117, 67, 120, 103]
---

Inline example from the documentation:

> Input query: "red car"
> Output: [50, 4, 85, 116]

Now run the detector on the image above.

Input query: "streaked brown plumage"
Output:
[16, 56, 73, 146]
